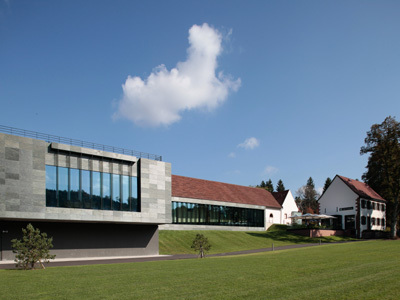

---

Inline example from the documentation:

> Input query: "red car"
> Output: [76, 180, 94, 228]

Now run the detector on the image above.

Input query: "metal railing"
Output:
[0, 125, 162, 161]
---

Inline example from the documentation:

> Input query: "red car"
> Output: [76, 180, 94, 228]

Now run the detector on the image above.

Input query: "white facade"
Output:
[279, 191, 298, 225]
[318, 175, 386, 238]
[265, 207, 283, 228]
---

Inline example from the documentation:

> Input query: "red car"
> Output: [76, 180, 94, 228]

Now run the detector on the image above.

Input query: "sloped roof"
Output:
[337, 175, 385, 201]
[272, 190, 290, 206]
[172, 175, 281, 208]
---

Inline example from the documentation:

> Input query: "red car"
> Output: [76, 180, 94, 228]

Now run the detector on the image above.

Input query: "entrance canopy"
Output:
[290, 213, 336, 220]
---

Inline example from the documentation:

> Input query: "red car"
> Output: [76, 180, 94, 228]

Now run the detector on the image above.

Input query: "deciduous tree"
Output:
[361, 116, 400, 238]
[191, 233, 211, 258]
[295, 177, 319, 214]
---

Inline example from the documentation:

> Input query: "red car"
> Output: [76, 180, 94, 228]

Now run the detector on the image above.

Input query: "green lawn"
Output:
[1, 240, 399, 299]
[159, 225, 355, 254]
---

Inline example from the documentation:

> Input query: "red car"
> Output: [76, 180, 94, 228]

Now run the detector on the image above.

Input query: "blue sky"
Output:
[1, 0, 399, 194]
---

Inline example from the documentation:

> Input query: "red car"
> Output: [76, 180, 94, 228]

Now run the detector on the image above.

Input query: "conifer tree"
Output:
[265, 179, 274, 193]
[276, 179, 286, 192]
[323, 177, 332, 194]
[11, 223, 56, 269]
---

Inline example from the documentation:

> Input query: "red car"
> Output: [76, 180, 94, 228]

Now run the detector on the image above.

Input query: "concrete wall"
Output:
[0, 132, 171, 225]
[0, 221, 159, 260]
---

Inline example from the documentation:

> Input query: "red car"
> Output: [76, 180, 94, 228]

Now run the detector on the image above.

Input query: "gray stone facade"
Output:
[0, 132, 171, 259]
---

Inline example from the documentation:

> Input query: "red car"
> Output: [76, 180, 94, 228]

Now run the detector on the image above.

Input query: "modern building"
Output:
[0, 128, 171, 260]
[1, 126, 299, 260]
[318, 175, 386, 238]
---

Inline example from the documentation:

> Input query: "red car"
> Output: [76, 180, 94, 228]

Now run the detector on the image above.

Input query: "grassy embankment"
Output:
[0, 240, 399, 299]
[159, 224, 355, 254]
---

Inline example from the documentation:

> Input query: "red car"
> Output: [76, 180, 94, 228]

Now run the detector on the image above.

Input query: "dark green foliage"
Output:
[361, 116, 400, 238]
[323, 177, 332, 194]
[295, 177, 319, 213]
[265, 179, 274, 192]
[11, 223, 56, 269]
[276, 179, 286, 192]
[257, 179, 274, 192]
[191, 233, 211, 258]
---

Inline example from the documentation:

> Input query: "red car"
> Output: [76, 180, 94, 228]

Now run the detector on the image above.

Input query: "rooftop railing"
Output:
[0, 125, 162, 161]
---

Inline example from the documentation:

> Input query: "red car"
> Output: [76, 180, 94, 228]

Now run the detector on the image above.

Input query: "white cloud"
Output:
[113, 23, 241, 127]
[228, 152, 236, 158]
[263, 165, 278, 175]
[238, 137, 260, 150]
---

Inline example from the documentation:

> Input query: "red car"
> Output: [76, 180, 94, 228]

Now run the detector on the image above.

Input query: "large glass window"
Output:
[92, 171, 101, 209]
[102, 173, 111, 210]
[70, 168, 80, 208]
[112, 174, 121, 211]
[122, 175, 129, 211]
[82, 170, 91, 209]
[58, 167, 69, 207]
[172, 201, 264, 228]
[45, 165, 138, 212]
[46, 165, 57, 207]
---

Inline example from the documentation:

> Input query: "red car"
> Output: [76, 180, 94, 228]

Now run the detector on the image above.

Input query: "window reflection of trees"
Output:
[172, 201, 264, 227]
[45, 165, 139, 212]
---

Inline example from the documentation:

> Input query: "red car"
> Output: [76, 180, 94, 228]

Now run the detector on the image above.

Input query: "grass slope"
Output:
[159, 225, 354, 254]
[0, 240, 399, 299]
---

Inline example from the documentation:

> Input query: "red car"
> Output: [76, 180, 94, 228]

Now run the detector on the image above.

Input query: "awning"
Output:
[289, 213, 336, 220]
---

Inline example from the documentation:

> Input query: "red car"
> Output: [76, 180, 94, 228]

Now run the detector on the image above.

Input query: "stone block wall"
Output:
[0, 132, 171, 225]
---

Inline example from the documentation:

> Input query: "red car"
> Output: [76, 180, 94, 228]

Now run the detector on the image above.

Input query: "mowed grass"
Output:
[1, 240, 399, 300]
[159, 225, 355, 254]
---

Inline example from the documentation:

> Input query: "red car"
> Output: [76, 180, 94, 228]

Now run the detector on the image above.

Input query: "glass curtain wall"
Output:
[172, 201, 264, 227]
[45, 165, 139, 212]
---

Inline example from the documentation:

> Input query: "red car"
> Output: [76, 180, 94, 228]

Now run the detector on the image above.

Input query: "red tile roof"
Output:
[337, 175, 386, 201]
[272, 190, 289, 206]
[172, 175, 281, 208]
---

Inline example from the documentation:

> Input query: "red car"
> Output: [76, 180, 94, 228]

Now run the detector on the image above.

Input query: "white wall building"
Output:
[318, 175, 386, 238]
[272, 190, 299, 225]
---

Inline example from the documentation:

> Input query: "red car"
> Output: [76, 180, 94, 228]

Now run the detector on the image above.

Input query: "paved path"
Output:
[0, 242, 347, 269]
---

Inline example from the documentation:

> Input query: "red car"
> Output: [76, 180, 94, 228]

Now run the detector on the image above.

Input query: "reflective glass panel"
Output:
[45, 165, 57, 207]
[70, 168, 81, 208]
[112, 174, 121, 210]
[92, 171, 101, 209]
[122, 175, 129, 211]
[58, 167, 69, 207]
[102, 173, 111, 210]
[82, 170, 91, 209]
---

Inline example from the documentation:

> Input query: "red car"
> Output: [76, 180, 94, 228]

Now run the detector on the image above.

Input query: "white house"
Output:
[318, 175, 386, 238]
[272, 190, 299, 225]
